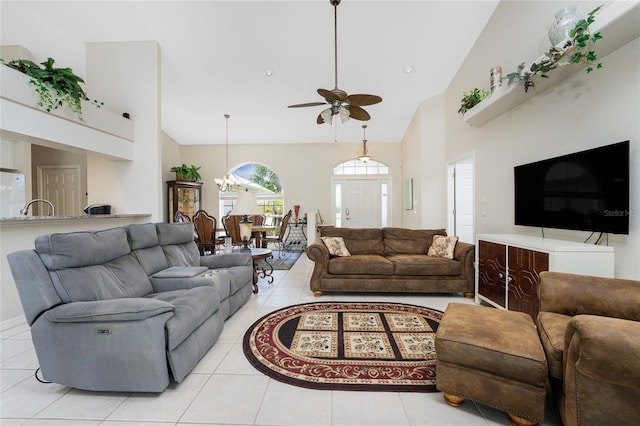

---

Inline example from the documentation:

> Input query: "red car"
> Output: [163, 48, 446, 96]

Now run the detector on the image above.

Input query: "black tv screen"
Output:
[514, 141, 630, 234]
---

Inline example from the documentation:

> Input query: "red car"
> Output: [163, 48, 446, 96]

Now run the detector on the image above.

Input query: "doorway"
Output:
[447, 154, 474, 243]
[37, 165, 82, 216]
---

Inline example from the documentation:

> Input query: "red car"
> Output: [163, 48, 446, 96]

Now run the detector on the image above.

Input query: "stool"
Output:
[435, 303, 548, 426]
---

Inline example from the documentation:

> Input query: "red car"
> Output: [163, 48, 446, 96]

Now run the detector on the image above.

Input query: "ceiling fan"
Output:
[288, 0, 382, 125]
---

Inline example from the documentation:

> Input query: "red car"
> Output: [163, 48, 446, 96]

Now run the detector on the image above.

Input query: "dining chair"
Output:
[222, 215, 244, 247]
[174, 210, 191, 223]
[192, 210, 222, 255]
[265, 209, 292, 257]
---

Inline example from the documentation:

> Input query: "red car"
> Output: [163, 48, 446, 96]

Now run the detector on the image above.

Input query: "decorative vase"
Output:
[293, 205, 300, 223]
[548, 6, 582, 46]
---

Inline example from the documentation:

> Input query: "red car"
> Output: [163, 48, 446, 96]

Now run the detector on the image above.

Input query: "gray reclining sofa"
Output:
[7, 222, 253, 392]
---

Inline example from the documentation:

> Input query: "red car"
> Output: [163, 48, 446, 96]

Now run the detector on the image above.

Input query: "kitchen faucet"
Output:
[20, 199, 55, 216]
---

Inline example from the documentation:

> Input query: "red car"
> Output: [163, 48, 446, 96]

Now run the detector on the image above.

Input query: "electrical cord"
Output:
[34, 367, 52, 384]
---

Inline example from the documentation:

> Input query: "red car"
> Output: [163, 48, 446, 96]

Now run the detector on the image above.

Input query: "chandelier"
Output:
[215, 114, 242, 192]
[356, 124, 372, 162]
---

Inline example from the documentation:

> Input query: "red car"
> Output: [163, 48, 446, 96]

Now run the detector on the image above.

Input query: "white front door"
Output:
[37, 165, 82, 216]
[343, 179, 379, 228]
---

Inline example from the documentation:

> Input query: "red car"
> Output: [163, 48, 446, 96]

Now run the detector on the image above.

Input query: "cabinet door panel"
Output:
[508, 246, 549, 320]
[478, 240, 506, 307]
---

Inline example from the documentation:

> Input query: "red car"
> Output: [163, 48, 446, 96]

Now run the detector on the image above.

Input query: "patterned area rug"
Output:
[243, 302, 442, 392]
[263, 249, 303, 270]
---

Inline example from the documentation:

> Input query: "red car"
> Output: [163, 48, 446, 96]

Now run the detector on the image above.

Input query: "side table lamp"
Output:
[231, 189, 262, 253]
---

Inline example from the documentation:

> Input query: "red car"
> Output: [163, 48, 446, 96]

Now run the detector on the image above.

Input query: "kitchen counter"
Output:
[1, 213, 150, 225]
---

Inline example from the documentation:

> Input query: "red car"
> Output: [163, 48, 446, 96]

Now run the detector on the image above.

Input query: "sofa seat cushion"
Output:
[537, 311, 571, 379]
[146, 286, 220, 351]
[387, 255, 462, 276]
[327, 255, 394, 275]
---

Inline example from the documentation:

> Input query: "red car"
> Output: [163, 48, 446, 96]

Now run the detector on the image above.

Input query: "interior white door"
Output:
[343, 179, 379, 228]
[37, 165, 81, 216]
[455, 162, 474, 243]
[447, 157, 474, 244]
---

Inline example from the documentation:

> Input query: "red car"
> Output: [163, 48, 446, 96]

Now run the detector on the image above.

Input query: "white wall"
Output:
[179, 142, 403, 228]
[85, 41, 163, 221]
[443, 1, 639, 279]
[401, 94, 447, 229]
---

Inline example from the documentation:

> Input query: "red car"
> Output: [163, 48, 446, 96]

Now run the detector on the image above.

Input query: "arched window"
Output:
[219, 162, 284, 224]
[333, 159, 389, 175]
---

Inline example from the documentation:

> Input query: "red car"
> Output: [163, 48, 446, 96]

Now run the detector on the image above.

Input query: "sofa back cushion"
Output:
[383, 228, 447, 255]
[156, 223, 200, 267]
[127, 223, 169, 276]
[320, 227, 384, 256]
[34, 227, 153, 302]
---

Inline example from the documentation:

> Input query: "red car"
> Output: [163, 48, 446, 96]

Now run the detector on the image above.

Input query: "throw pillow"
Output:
[427, 235, 459, 259]
[321, 236, 351, 257]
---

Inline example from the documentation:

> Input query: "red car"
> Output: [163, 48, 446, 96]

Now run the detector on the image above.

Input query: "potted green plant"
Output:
[170, 164, 202, 182]
[505, 6, 603, 93]
[1, 57, 103, 120]
[458, 88, 491, 114]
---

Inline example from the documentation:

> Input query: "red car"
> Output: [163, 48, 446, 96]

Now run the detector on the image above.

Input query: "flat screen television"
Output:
[514, 141, 630, 234]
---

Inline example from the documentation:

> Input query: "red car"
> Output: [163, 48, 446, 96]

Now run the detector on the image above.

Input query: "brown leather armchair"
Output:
[536, 272, 640, 426]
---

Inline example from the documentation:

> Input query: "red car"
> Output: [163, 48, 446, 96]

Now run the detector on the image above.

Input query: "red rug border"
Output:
[242, 301, 443, 392]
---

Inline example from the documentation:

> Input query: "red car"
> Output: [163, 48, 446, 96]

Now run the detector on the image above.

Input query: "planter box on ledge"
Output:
[0, 65, 134, 160]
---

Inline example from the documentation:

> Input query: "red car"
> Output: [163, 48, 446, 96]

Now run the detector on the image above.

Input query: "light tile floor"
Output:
[1, 253, 562, 426]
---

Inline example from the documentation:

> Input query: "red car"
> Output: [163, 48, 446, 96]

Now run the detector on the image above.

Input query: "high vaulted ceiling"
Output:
[1, 1, 499, 145]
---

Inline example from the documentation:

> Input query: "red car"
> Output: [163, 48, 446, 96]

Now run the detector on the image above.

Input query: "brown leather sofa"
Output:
[537, 272, 640, 426]
[306, 227, 475, 297]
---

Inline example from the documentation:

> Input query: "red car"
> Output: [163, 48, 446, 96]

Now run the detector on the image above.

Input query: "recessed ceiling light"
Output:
[403, 66, 414, 74]
[264, 68, 273, 76]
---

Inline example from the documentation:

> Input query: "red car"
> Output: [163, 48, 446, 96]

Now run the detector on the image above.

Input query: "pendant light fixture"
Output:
[356, 124, 372, 162]
[215, 114, 242, 192]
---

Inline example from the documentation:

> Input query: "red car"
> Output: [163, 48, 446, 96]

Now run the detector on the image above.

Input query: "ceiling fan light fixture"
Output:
[339, 107, 350, 123]
[320, 108, 333, 124]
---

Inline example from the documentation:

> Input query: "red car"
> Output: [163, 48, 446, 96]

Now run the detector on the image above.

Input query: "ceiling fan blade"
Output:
[347, 94, 382, 107]
[318, 88, 343, 102]
[288, 102, 327, 108]
[347, 105, 371, 121]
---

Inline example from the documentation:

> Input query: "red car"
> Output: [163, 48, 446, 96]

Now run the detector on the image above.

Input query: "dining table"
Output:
[251, 225, 277, 249]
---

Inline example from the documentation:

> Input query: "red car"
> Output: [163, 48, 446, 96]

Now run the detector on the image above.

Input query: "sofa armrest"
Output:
[539, 272, 640, 321]
[306, 242, 330, 292]
[564, 315, 640, 388]
[199, 252, 252, 269]
[44, 298, 174, 323]
[150, 270, 223, 293]
[453, 241, 475, 293]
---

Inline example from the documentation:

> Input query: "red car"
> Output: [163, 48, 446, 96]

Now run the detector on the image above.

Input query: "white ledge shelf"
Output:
[464, 1, 640, 127]
[0, 66, 134, 160]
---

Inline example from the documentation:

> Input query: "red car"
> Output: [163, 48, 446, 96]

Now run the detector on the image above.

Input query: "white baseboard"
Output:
[1, 315, 27, 332]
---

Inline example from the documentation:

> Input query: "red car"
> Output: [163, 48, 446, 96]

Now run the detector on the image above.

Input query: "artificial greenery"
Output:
[171, 164, 202, 182]
[1, 57, 103, 119]
[506, 6, 603, 93]
[458, 88, 491, 115]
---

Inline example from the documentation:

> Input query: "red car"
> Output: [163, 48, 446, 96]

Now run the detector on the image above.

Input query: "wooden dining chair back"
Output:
[222, 215, 243, 246]
[192, 210, 218, 255]
[174, 210, 191, 223]
[265, 209, 292, 257]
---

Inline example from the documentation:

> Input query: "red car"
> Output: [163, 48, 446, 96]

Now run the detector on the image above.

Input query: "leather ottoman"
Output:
[435, 303, 547, 426]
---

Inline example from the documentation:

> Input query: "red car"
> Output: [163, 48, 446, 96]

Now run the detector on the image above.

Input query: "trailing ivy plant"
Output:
[458, 88, 491, 115]
[506, 6, 604, 93]
[1, 57, 103, 119]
